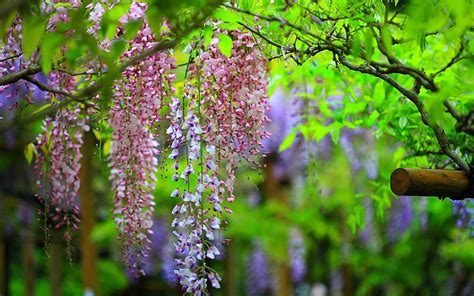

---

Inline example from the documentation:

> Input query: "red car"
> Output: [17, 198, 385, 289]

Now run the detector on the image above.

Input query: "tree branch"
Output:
[431, 42, 467, 78]
[337, 56, 470, 174]
[23, 76, 79, 99]
[0, 65, 42, 86]
[1, 1, 221, 131]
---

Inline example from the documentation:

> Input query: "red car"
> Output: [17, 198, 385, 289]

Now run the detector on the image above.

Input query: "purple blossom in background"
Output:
[0, 58, 49, 116]
[246, 242, 272, 296]
[161, 234, 178, 286]
[125, 218, 178, 285]
[247, 191, 261, 207]
[360, 130, 378, 180]
[387, 196, 413, 242]
[263, 87, 315, 181]
[146, 218, 172, 275]
[316, 134, 333, 161]
[452, 200, 474, 236]
[339, 128, 362, 172]
[360, 198, 374, 244]
[289, 228, 306, 284]
[419, 198, 428, 231]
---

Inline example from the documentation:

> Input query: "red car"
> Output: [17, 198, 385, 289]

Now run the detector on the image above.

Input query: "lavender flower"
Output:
[246, 242, 272, 295]
[290, 228, 306, 284]
[387, 196, 413, 242]
[452, 200, 474, 236]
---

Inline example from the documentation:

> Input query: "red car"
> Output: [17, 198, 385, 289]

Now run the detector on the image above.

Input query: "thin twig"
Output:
[431, 42, 467, 78]
[23, 76, 78, 99]
[444, 101, 462, 121]
[0, 65, 42, 86]
[237, 22, 286, 49]
[0, 53, 22, 63]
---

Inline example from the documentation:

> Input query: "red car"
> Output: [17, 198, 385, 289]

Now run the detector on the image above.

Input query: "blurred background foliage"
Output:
[1, 0, 473, 295]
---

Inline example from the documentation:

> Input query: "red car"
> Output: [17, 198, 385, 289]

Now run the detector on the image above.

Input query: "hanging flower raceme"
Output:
[34, 105, 89, 243]
[109, 3, 176, 275]
[169, 29, 270, 293]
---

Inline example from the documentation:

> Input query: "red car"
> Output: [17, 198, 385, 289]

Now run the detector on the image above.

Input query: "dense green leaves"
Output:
[22, 12, 46, 59]
[217, 33, 233, 58]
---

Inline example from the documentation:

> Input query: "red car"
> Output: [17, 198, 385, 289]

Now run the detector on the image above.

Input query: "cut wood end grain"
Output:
[390, 168, 473, 199]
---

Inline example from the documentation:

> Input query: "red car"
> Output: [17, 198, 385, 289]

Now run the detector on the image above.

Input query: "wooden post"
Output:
[263, 158, 293, 296]
[22, 225, 35, 296]
[390, 168, 473, 199]
[0, 233, 7, 296]
[79, 132, 98, 295]
[50, 235, 62, 296]
[224, 239, 237, 296]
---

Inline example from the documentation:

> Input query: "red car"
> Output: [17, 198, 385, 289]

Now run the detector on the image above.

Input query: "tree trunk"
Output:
[79, 132, 98, 295]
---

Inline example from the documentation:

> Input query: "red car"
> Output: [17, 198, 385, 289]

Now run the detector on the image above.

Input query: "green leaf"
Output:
[213, 8, 241, 23]
[366, 110, 380, 126]
[373, 82, 386, 108]
[24, 143, 35, 165]
[278, 127, 298, 152]
[203, 25, 213, 47]
[31, 103, 52, 116]
[418, 31, 426, 53]
[329, 122, 342, 144]
[100, 1, 131, 40]
[381, 25, 393, 53]
[0, 11, 16, 39]
[40, 33, 63, 74]
[217, 33, 233, 58]
[399, 116, 407, 129]
[124, 20, 143, 40]
[22, 13, 47, 59]
[145, 6, 163, 37]
[351, 31, 362, 57]
[364, 29, 374, 59]
[348, 205, 365, 233]
[102, 140, 111, 156]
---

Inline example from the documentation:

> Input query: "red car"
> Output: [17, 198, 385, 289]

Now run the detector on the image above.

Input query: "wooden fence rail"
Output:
[390, 168, 474, 199]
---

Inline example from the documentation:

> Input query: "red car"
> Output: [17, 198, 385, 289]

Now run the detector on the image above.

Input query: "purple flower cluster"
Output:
[109, 2, 176, 275]
[246, 242, 272, 295]
[452, 200, 474, 236]
[263, 87, 310, 180]
[290, 228, 307, 284]
[387, 196, 413, 242]
[339, 128, 379, 179]
[168, 30, 270, 294]
[0, 20, 49, 117]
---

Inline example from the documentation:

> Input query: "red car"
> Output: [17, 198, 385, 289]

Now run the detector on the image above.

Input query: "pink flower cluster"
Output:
[109, 2, 176, 276]
[34, 106, 89, 242]
[198, 30, 271, 200]
[168, 30, 270, 293]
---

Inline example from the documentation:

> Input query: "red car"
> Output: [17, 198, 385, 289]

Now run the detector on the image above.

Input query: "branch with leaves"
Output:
[224, 1, 473, 175]
[0, 0, 222, 131]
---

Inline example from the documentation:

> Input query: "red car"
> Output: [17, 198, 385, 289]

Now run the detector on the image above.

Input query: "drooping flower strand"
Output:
[197, 29, 271, 202]
[168, 84, 219, 294]
[109, 7, 176, 275]
[34, 106, 89, 248]
[169, 30, 270, 293]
